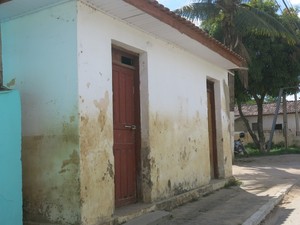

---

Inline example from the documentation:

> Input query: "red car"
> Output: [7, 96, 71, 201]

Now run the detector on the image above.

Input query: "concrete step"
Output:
[123, 211, 171, 225]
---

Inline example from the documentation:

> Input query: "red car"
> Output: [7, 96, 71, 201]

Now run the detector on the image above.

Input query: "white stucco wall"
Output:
[243, 114, 298, 131]
[77, 2, 232, 224]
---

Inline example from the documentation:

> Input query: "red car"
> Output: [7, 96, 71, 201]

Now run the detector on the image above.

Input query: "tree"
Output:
[236, 35, 300, 151]
[176, 0, 300, 152]
[175, 0, 298, 87]
[175, 0, 297, 54]
[234, 1, 300, 152]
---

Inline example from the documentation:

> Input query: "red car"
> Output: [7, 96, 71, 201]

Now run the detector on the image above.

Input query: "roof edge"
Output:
[123, 0, 245, 67]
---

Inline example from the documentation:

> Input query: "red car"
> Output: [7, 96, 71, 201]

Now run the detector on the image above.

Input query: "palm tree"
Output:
[176, 0, 300, 152]
[175, 0, 297, 55]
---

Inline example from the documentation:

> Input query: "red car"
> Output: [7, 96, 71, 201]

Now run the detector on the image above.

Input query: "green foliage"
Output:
[243, 144, 300, 156]
[234, 1, 300, 152]
[264, 95, 278, 103]
[175, 0, 298, 51]
[176, 0, 300, 152]
[224, 177, 242, 188]
[237, 34, 300, 98]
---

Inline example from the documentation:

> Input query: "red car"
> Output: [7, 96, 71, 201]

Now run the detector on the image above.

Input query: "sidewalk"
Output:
[156, 182, 293, 225]
[122, 155, 300, 225]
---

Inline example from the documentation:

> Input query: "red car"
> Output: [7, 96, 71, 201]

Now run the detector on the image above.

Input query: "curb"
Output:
[242, 183, 294, 225]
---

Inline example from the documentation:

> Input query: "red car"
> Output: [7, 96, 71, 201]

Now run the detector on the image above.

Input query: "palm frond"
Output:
[174, 2, 219, 21]
[235, 5, 298, 44]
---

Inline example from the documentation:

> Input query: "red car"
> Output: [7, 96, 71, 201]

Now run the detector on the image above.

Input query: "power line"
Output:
[275, 0, 284, 14]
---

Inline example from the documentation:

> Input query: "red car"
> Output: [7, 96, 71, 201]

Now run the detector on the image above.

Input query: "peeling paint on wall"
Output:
[93, 91, 109, 132]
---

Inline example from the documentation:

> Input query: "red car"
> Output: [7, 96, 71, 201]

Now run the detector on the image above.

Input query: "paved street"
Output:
[157, 154, 300, 225]
[234, 155, 300, 225]
[233, 155, 300, 194]
[261, 184, 300, 225]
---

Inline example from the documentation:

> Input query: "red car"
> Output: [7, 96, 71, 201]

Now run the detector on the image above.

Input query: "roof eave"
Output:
[123, 0, 245, 68]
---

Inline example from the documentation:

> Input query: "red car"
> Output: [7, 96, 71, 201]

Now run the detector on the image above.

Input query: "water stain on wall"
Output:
[70, 115, 75, 123]
[62, 122, 79, 144]
[141, 147, 153, 203]
[22, 135, 81, 225]
[79, 90, 114, 225]
[59, 150, 80, 174]
[179, 147, 190, 170]
[148, 111, 212, 201]
[93, 91, 109, 131]
[102, 160, 114, 181]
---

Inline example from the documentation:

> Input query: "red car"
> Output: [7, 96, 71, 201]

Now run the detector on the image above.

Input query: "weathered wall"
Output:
[77, 3, 232, 224]
[2, 1, 234, 224]
[145, 47, 231, 200]
[77, 3, 115, 224]
[0, 90, 22, 225]
[2, 2, 80, 224]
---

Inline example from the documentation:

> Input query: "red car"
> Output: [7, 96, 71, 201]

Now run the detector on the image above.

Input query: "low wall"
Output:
[235, 130, 300, 147]
[0, 90, 22, 225]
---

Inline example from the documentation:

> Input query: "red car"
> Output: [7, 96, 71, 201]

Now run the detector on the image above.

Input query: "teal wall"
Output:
[1, 1, 80, 224]
[0, 90, 22, 225]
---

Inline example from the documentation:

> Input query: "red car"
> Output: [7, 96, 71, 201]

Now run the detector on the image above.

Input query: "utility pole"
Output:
[295, 93, 300, 136]
[268, 88, 283, 151]
[283, 93, 288, 150]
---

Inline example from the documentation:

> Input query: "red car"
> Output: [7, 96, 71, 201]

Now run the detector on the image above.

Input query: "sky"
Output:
[157, 0, 191, 10]
[158, 0, 300, 11]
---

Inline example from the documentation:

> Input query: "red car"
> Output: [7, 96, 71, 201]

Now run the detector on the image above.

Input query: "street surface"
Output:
[261, 184, 300, 225]
[233, 155, 300, 193]
[234, 155, 300, 225]
[158, 154, 300, 225]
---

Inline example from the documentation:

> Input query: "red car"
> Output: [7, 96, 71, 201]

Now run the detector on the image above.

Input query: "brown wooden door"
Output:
[112, 50, 139, 207]
[207, 81, 219, 179]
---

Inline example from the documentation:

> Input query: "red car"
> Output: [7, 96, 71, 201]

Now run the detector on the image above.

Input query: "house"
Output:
[0, 0, 244, 224]
[235, 101, 300, 146]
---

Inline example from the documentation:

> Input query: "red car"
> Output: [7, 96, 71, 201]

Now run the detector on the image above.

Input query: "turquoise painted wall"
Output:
[0, 90, 22, 225]
[1, 2, 80, 224]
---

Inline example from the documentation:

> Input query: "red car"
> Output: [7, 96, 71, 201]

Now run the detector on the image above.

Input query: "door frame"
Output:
[207, 80, 219, 179]
[112, 46, 142, 206]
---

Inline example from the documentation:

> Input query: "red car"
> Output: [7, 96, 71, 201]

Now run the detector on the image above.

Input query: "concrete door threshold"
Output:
[113, 177, 231, 225]
[114, 203, 157, 224]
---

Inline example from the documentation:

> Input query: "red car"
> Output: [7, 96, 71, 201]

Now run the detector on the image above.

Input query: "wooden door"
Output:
[112, 49, 139, 207]
[207, 81, 219, 179]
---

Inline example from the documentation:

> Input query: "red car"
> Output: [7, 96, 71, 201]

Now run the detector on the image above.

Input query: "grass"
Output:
[224, 177, 242, 188]
[242, 143, 300, 157]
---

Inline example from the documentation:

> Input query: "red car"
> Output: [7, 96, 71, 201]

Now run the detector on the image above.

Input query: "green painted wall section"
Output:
[0, 90, 22, 225]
